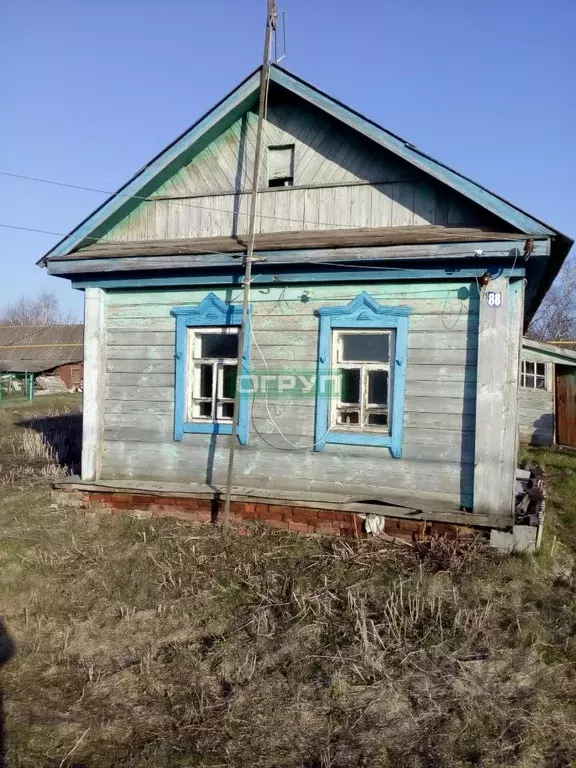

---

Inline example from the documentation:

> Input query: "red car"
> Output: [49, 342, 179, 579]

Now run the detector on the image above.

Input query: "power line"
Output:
[0, 167, 358, 232]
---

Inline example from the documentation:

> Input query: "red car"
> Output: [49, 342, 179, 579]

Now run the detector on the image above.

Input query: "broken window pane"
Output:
[221, 402, 235, 419]
[199, 364, 213, 398]
[222, 365, 237, 399]
[201, 333, 238, 359]
[536, 377, 546, 390]
[341, 333, 389, 363]
[337, 409, 359, 425]
[339, 368, 360, 404]
[368, 370, 388, 405]
[199, 401, 212, 417]
[367, 411, 388, 426]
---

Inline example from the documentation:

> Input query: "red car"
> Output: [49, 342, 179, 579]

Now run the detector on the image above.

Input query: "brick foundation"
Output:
[52, 487, 478, 542]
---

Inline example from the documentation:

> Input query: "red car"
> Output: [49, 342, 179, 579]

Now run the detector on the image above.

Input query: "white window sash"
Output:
[331, 330, 393, 433]
[186, 327, 238, 423]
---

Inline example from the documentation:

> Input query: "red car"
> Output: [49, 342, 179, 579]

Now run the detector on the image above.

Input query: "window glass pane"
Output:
[199, 364, 213, 398]
[341, 333, 389, 363]
[339, 368, 360, 404]
[536, 377, 546, 390]
[367, 412, 388, 426]
[524, 361, 535, 376]
[536, 363, 546, 377]
[200, 333, 238, 359]
[221, 402, 235, 419]
[199, 401, 212, 417]
[222, 364, 237, 399]
[368, 370, 388, 405]
[337, 409, 359, 425]
[525, 374, 535, 388]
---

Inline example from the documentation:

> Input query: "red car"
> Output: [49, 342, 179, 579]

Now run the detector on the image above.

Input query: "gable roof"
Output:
[38, 64, 572, 317]
[0, 324, 84, 373]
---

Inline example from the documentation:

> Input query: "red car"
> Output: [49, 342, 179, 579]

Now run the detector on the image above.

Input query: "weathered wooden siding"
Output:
[100, 280, 479, 511]
[518, 348, 554, 445]
[105, 93, 495, 242]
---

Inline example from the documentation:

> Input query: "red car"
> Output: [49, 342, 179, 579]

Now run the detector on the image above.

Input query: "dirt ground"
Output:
[1, 396, 576, 767]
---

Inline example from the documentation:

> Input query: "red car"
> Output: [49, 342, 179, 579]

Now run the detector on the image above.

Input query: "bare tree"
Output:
[528, 257, 576, 341]
[0, 291, 78, 326]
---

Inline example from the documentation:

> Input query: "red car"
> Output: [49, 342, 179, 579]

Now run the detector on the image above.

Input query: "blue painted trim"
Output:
[41, 70, 261, 261]
[171, 292, 250, 444]
[314, 292, 411, 458]
[270, 67, 556, 236]
[71, 263, 526, 291]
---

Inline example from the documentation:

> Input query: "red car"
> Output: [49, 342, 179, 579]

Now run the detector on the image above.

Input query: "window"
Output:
[268, 144, 294, 187]
[70, 365, 82, 386]
[171, 293, 251, 443]
[332, 330, 393, 431]
[521, 360, 548, 390]
[314, 292, 411, 457]
[187, 328, 238, 422]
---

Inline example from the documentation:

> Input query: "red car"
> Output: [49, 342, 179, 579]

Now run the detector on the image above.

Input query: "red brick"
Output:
[269, 504, 288, 516]
[238, 508, 259, 520]
[288, 521, 313, 533]
[261, 510, 284, 522]
[132, 495, 155, 505]
[195, 510, 212, 522]
[243, 503, 257, 513]
[291, 507, 318, 520]
[255, 504, 269, 516]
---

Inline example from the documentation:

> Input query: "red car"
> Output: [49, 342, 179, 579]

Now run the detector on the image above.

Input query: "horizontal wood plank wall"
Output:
[105, 96, 494, 243]
[101, 280, 479, 511]
[518, 348, 555, 445]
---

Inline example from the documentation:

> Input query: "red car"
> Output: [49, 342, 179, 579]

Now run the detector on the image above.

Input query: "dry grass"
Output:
[1, 403, 576, 767]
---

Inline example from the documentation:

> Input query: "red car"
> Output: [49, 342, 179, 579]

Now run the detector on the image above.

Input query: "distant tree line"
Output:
[0, 291, 78, 326]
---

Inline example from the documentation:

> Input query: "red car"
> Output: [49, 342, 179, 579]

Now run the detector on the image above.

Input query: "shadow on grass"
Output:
[17, 412, 82, 475]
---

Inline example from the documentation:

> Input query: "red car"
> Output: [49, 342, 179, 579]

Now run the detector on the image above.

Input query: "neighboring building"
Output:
[39, 65, 572, 535]
[0, 325, 84, 391]
[519, 338, 576, 448]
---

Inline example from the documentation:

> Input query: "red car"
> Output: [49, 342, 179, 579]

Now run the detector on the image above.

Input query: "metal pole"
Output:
[221, 0, 277, 534]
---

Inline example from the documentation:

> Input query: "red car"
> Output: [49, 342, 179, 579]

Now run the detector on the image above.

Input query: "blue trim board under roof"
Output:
[39, 64, 570, 265]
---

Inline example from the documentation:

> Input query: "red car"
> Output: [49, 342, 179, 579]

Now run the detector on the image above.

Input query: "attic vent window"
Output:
[268, 144, 294, 187]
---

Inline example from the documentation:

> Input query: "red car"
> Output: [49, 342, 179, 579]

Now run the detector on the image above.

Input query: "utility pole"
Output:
[221, 0, 277, 534]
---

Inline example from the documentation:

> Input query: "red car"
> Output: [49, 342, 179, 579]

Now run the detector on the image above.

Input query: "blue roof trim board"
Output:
[39, 64, 569, 265]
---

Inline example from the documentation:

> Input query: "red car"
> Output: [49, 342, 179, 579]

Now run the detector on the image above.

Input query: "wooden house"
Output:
[519, 338, 576, 447]
[40, 65, 573, 536]
[0, 325, 84, 393]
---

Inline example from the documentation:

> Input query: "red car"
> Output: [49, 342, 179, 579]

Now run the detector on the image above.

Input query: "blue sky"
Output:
[1, 0, 574, 318]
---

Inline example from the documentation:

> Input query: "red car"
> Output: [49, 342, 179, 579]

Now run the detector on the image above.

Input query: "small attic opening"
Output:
[268, 144, 294, 187]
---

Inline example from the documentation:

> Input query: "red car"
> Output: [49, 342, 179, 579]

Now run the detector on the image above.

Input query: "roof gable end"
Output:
[40, 64, 563, 264]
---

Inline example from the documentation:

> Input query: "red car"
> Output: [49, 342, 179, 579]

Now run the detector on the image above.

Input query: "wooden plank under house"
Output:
[39, 63, 573, 540]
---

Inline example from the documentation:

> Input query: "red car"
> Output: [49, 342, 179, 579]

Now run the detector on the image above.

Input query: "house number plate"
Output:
[487, 291, 502, 307]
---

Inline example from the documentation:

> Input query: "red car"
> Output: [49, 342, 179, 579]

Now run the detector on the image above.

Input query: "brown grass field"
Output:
[1, 396, 576, 767]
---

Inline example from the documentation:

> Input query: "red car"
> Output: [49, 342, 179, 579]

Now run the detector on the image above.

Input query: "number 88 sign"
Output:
[487, 291, 502, 307]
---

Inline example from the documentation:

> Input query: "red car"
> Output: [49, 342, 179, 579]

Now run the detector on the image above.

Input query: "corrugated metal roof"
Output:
[0, 325, 83, 373]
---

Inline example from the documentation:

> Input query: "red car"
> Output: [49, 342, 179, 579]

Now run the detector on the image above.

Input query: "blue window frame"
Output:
[314, 292, 411, 457]
[171, 293, 251, 443]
